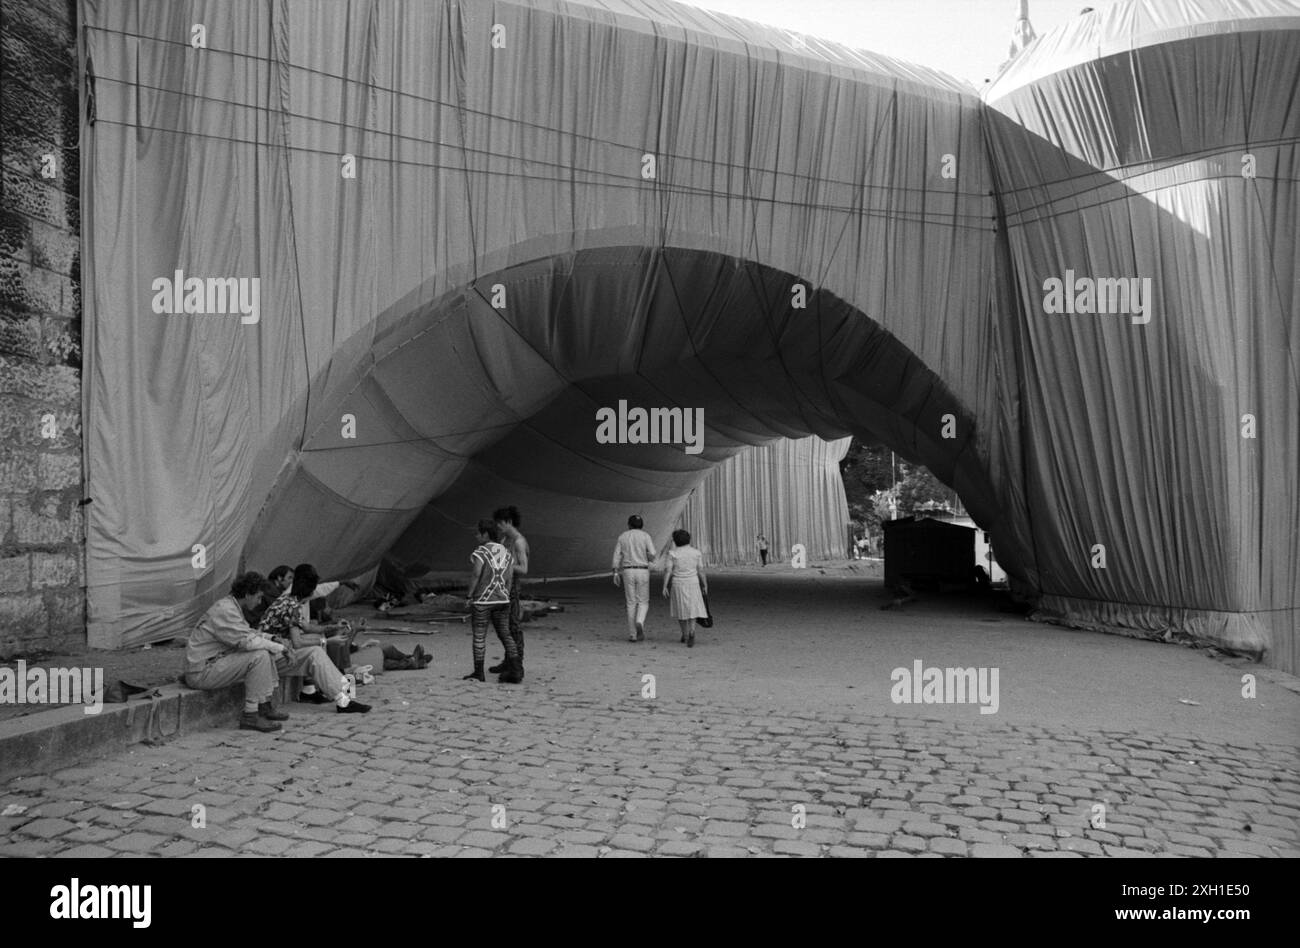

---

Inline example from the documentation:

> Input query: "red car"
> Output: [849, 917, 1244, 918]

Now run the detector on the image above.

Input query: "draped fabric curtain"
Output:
[678, 436, 851, 566]
[80, 0, 1297, 673]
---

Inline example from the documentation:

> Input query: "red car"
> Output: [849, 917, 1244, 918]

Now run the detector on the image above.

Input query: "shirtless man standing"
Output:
[491, 506, 530, 680]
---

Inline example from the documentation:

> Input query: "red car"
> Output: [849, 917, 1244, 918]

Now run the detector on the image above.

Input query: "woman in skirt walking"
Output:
[663, 529, 709, 647]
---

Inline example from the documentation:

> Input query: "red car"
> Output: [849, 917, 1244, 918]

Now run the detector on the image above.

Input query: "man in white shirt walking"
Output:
[613, 514, 658, 642]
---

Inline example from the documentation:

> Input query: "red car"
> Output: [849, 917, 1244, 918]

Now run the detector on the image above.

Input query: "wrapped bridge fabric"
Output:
[79, 0, 1297, 673]
[678, 436, 852, 566]
[984, 0, 1299, 673]
[80, 0, 1006, 646]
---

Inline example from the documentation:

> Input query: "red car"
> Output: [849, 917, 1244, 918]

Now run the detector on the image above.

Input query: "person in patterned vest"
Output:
[463, 519, 520, 684]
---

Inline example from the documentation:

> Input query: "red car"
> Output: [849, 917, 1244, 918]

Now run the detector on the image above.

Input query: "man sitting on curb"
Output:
[183, 572, 292, 733]
[259, 564, 372, 714]
[266, 564, 356, 693]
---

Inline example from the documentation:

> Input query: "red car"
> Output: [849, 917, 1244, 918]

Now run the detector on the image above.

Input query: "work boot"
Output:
[258, 701, 289, 722]
[463, 662, 485, 682]
[239, 711, 282, 733]
[497, 656, 523, 684]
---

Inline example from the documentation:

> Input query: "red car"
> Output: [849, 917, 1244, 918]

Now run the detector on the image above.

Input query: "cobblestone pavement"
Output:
[3, 681, 1298, 858]
[2, 574, 1298, 857]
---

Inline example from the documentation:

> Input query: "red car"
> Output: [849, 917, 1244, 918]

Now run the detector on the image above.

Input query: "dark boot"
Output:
[463, 662, 485, 682]
[488, 659, 506, 674]
[239, 711, 282, 732]
[258, 701, 289, 722]
[497, 655, 523, 684]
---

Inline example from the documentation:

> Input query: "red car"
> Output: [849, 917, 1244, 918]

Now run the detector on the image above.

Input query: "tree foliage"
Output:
[839, 439, 961, 553]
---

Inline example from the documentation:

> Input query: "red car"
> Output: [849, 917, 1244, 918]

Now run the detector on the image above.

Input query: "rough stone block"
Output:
[27, 218, 78, 274]
[11, 496, 80, 543]
[0, 592, 47, 642]
[0, 354, 80, 403]
[0, 445, 39, 488]
[35, 451, 79, 490]
[0, 400, 78, 451]
[44, 587, 84, 639]
[0, 260, 71, 315]
[31, 550, 78, 588]
[0, 314, 43, 360]
[0, 165, 60, 226]
[0, 553, 30, 593]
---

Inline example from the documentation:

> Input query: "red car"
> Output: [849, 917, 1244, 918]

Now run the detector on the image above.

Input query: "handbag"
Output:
[697, 590, 714, 628]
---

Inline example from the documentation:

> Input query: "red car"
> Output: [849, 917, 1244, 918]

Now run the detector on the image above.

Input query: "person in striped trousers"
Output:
[463, 519, 521, 684]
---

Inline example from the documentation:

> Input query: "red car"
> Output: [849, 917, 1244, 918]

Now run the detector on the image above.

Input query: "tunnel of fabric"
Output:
[79, 0, 1298, 672]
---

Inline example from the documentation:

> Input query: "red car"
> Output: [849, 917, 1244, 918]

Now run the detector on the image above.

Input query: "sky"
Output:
[674, 0, 1096, 87]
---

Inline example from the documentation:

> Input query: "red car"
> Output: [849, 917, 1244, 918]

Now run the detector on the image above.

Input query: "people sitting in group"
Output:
[258, 564, 371, 713]
[269, 564, 356, 647]
[265, 566, 431, 679]
[264, 563, 359, 693]
[183, 572, 292, 733]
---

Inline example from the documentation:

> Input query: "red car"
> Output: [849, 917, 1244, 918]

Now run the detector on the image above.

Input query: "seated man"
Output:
[293, 563, 358, 682]
[264, 565, 351, 678]
[183, 572, 291, 733]
[259, 565, 371, 713]
[268, 564, 294, 595]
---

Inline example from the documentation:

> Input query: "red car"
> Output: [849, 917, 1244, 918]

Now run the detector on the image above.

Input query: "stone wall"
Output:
[0, 0, 85, 657]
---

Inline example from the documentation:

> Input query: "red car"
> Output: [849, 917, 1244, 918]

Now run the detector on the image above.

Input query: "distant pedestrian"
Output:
[464, 519, 521, 684]
[613, 514, 657, 641]
[664, 529, 709, 648]
[493, 506, 530, 679]
[757, 533, 769, 566]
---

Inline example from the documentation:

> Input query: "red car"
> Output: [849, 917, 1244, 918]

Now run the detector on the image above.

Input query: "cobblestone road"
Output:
[3, 573, 1298, 857]
[3, 677, 1298, 858]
